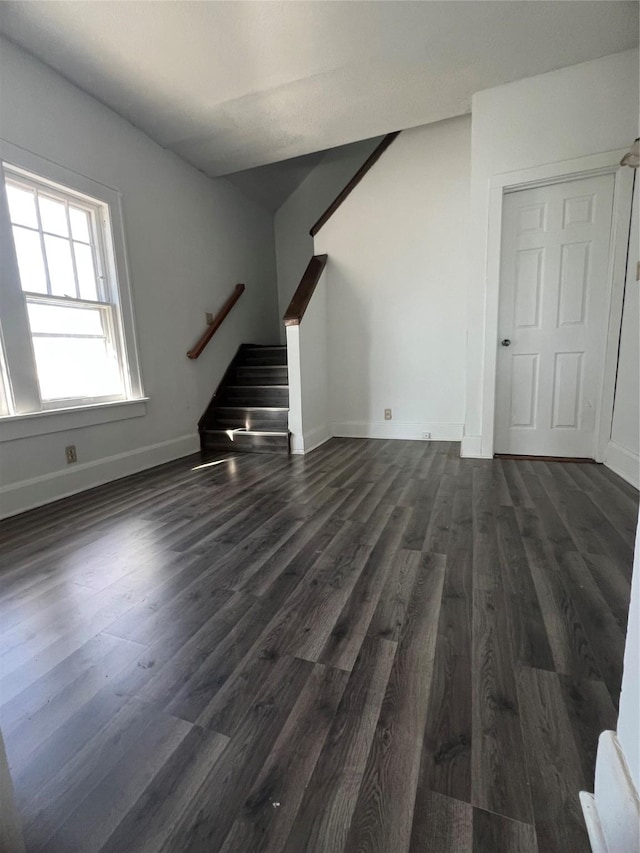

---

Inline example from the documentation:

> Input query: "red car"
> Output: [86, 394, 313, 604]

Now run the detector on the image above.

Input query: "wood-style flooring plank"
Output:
[494, 505, 554, 671]
[98, 724, 230, 853]
[344, 553, 446, 853]
[409, 790, 472, 853]
[557, 674, 617, 789]
[516, 666, 591, 853]
[318, 505, 412, 670]
[472, 808, 537, 853]
[0, 439, 635, 853]
[219, 663, 349, 853]
[160, 656, 313, 853]
[471, 585, 534, 825]
[41, 709, 195, 853]
[282, 636, 397, 853]
[417, 548, 472, 804]
[515, 507, 602, 682]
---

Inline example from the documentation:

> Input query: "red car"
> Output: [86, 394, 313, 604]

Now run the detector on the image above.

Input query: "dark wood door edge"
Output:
[309, 132, 400, 237]
[283, 255, 328, 326]
[493, 454, 597, 463]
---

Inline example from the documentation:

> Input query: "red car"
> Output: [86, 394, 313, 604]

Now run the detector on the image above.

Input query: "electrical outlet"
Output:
[384, 408, 392, 421]
[65, 445, 77, 464]
[205, 312, 214, 325]
[422, 432, 431, 440]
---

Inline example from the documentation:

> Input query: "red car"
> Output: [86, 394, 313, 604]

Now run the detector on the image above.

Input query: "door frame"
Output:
[480, 149, 634, 461]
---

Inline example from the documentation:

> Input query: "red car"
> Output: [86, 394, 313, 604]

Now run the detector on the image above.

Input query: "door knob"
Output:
[501, 339, 511, 347]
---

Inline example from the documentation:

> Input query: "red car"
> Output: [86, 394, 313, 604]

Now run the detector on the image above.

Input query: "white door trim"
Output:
[479, 149, 634, 460]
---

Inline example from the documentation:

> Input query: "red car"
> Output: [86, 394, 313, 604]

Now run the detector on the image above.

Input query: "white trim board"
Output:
[332, 421, 463, 441]
[0, 398, 148, 442]
[478, 149, 633, 460]
[0, 433, 199, 519]
[580, 792, 608, 853]
[581, 730, 640, 853]
[604, 440, 640, 490]
[290, 425, 332, 455]
[461, 434, 491, 458]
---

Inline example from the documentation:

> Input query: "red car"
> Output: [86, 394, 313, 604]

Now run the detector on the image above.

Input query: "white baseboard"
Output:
[0, 434, 200, 519]
[460, 433, 492, 458]
[290, 425, 332, 455]
[331, 421, 463, 442]
[604, 440, 639, 489]
[290, 434, 305, 455]
[580, 792, 608, 853]
[581, 730, 640, 853]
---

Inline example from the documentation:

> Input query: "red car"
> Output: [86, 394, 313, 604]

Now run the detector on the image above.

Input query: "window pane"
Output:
[44, 234, 76, 297]
[74, 242, 98, 301]
[12, 225, 47, 293]
[6, 184, 38, 228]
[32, 336, 123, 400]
[27, 302, 104, 336]
[69, 207, 91, 243]
[38, 195, 68, 237]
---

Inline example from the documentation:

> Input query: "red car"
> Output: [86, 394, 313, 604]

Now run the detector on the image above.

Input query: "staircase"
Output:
[199, 345, 290, 454]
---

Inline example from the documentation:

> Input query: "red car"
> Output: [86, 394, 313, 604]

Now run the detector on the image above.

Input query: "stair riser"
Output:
[221, 389, 289, 406]
[202, 432, 290, 454]
[213, 415, 289, 431]
[242, 347, 287, 367]
[242, 355, 287, 366]
[200, 345, 290, 456]
[235, 367, 288, 384]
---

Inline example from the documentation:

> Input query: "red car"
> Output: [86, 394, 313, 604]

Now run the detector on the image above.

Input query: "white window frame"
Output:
[0, 140, 145, 427]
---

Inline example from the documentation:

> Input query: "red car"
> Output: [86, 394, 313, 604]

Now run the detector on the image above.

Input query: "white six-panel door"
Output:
[495, 174, 615, 457]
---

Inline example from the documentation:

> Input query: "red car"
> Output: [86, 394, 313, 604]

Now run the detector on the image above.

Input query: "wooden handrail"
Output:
[309, 131, 400, 236]
[187, 283, 245, 359]
[283, 255, 328, 326]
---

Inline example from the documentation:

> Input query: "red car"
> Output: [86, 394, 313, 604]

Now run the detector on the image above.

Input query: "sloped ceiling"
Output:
[224, 137, 383, 212]
[0, 1, 637, 177]
[224, 149, 328, 213]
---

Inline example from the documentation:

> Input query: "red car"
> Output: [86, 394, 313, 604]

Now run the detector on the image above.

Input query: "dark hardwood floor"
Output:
[0, 439, 636, 853]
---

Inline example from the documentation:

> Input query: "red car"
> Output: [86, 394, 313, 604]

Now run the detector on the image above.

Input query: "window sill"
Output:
[0, 398, 149, 443]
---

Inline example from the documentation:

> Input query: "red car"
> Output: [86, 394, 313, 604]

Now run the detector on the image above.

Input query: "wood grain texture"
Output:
[0, 439, 635, 853]
[187, 282, 244, 359]
[472, 807, 538, 853]
[345, 554, 445, 853]
[409, 790, 472, 853]
[282, 254, 328, 325]
[283, 635, 398, 853]
[516, 666, 591, 853]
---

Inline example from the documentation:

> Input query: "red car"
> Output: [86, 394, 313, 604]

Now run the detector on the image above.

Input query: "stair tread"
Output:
[200, 344, 289, 456]
[204, 428, 289, 437]
[215, 405, 288, 411]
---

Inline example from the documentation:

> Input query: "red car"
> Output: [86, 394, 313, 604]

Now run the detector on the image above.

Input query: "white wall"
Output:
[274, 137, 381, 340]
[286, 267, 330, 454]
[466, 49, 640, 458]
[314, 116, 470, 441]
[583, 515, 640, 853]
[0, 39, 279, 517]
[607, 180, 639, 488]
[619, 518, 640, 793]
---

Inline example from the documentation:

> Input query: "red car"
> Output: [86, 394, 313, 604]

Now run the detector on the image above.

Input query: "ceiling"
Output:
[0, 2, 637, 178]
[225, 136, 383, 212]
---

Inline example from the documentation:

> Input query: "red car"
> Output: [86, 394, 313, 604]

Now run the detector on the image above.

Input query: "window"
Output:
[0, 148, 143, 419]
